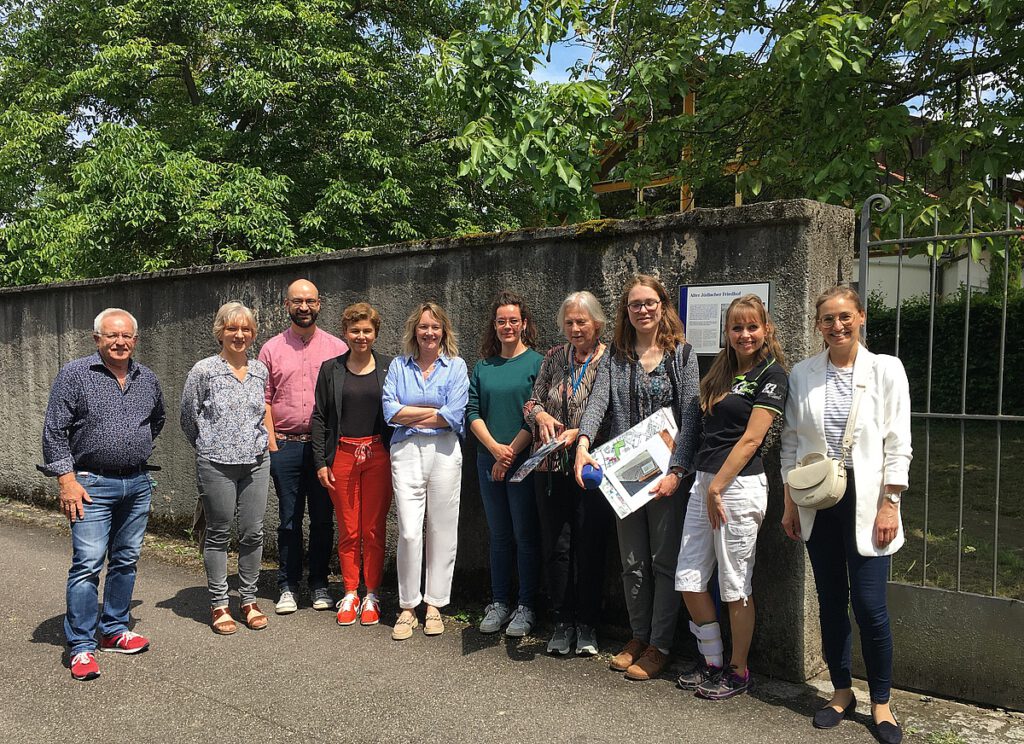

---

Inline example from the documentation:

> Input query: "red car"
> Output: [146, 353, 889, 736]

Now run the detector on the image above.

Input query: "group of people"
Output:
[41, 274, 910, 744]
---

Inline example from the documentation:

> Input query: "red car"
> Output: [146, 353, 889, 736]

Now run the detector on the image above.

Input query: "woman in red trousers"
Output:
[312, 303, 394, 626]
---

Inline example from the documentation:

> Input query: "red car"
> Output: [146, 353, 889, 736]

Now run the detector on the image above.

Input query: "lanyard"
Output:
[568, 348, 594, 396]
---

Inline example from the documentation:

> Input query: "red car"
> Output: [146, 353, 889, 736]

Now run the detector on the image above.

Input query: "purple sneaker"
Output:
[696, 665, 754, 700]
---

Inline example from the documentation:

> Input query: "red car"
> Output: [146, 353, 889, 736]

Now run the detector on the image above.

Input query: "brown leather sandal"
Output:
[211, 606, 237, 635]
[240, 602, 268, 630]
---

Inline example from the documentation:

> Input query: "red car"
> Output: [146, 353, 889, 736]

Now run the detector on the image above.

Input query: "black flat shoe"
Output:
[873, 720, 903, 744]
[813, 699, 856, 729]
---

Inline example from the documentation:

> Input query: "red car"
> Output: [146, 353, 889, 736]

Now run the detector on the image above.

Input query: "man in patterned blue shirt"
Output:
[41, 308, 165, 681]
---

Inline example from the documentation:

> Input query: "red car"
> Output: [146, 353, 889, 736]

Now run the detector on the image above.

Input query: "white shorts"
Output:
[674, 470, 768, 603]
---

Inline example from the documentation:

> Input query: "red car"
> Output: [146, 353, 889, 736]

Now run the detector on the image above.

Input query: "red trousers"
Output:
[329, 437, 393, 593]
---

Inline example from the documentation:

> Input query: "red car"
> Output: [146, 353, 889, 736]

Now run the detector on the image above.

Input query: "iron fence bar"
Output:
[889, 215, 906, 582]
[894, 215, 904, 358]
[921, 210, 941, 587]
[866, 228, 1024, 249]
[859, 195, 892, 313]
[992, 202, 1013, 594]
[954, 209, 976, 592]
[910, 412, 1024, 422]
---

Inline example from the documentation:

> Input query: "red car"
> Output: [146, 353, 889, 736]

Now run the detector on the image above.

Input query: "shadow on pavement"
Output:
[155, 584, 212, 625]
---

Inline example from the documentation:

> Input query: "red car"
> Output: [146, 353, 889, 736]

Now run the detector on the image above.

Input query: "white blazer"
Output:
[780, 346, 912, 557]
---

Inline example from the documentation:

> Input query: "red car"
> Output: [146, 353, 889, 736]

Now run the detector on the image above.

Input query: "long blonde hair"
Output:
[699, 295, 786, 411]
[612, 274, 685, 361]
[401, 301, 459, 359]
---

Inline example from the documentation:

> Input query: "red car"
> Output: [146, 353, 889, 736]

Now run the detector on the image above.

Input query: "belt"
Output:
[79, 467, 146, 478]
[276, 432, 312, 442]
[338, 435, 382, 464]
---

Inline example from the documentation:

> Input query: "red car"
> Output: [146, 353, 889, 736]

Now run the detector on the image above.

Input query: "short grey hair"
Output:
[556, 291, 606, 335]
[93, 308, 139, 335]
[212, 301, 258, 343]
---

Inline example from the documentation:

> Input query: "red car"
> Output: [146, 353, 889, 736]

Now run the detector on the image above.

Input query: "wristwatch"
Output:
[884, 491, 902, 505]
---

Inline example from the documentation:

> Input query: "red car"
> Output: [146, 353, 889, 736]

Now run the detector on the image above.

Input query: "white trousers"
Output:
[391, 432, 462, 609]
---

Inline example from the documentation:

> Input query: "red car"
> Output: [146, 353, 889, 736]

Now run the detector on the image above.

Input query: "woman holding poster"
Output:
[575, 274, 700, 681]
[673, 294, 788, 700]
[524, 291, 612, 657]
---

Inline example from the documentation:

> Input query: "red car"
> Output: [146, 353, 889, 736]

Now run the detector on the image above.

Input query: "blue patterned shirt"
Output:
[180, 355, 270, 465]
[41, 353, 166, 476]
[382, 355, 469, 446]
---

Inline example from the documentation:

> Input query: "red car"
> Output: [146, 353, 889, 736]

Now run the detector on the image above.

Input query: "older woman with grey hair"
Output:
[181, 301, 271, 635]
[524, 291, 613, 656]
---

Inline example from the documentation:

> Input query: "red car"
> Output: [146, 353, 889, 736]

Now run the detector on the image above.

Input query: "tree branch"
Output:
[181, 59, 201, 106]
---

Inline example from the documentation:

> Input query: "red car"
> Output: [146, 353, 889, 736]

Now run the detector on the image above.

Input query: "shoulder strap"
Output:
[840, 382, 866, 466]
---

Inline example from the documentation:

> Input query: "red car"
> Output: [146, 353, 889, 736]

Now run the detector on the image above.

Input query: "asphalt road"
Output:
[1, 509, 1020, 744]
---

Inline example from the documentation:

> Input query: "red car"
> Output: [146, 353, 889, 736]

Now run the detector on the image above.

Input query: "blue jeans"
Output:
[806, 471, 894, 703]
[65, 471, 152, 654]
[270, 441, 334, 592]
[477, 452, 541, 608]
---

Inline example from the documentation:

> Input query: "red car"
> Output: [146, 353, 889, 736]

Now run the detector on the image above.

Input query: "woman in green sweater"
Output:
[468, 290, 544, 637]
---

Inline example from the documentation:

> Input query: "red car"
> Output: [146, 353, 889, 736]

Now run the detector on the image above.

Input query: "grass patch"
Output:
[892, 419, 1024, 599]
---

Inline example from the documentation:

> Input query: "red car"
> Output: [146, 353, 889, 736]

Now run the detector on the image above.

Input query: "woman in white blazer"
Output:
[781, 286, 911, 744]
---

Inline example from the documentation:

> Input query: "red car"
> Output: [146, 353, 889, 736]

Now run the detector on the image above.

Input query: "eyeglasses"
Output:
[494, 318, 522, 328]
[95, 332, 137, 341]
[627, 299, 661, 313]
[287, 298, 320, 307]
[818, 312, 857, 328]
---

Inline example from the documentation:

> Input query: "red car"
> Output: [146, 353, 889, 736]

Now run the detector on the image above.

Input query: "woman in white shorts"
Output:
[674, 294, 788, 699]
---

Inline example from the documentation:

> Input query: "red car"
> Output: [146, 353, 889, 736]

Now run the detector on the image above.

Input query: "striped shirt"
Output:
[824, 361, 854, 460]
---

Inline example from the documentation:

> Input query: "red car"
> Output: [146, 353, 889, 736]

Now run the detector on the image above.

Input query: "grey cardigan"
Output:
[578, 343, 701, 473]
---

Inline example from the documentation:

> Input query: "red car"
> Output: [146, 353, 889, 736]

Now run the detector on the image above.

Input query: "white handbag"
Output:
[787, 382, 865, 510]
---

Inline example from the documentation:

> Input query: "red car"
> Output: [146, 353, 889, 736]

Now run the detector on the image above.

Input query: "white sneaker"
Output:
[276, 590, 298, 615]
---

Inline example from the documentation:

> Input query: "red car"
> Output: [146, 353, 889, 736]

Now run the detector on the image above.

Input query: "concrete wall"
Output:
[853, 584, 1024, 710]
[0, 199, 853, 682]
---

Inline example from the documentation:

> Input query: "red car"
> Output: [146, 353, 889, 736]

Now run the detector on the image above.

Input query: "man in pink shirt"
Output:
[259, 279, 348, 614]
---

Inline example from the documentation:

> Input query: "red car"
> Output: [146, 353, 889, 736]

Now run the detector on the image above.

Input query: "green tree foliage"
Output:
[0, 0, 535, 285]
[440, 0, 1022, 230]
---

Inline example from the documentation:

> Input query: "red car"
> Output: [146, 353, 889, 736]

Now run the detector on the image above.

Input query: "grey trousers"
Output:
[615, 490, 685, 650]
[196, 456, 270, 607]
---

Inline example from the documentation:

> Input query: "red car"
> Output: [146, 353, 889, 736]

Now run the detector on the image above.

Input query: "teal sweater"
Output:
[467, 349, 543, 445]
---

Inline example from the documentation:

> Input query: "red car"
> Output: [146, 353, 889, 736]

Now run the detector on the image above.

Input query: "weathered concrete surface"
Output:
[3, 504, 1023, 744]
[851, 584, 1024, 711]
[0, 199, 853, 684]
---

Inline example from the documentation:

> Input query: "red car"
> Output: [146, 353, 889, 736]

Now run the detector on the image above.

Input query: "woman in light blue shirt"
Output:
[382, 301, 469, 640]
[181, 301, 271, 635]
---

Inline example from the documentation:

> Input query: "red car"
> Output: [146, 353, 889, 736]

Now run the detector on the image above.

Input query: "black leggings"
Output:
[535, 471, 612, 626]
[805, 472, 894, 703]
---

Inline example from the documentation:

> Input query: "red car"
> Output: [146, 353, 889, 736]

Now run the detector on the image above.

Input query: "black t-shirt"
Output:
[339, 369, 384, 438]
[695, 355, 788, 476]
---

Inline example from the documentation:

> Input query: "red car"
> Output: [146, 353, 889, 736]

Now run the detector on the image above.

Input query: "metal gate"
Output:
[856, 192, 1024, 709]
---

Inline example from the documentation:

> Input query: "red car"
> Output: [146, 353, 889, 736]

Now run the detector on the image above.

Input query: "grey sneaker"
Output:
[275, 590, 298, 615]
[575, 624, 598, 656]
[505, 605, 535, 638]
[676, 658, 720, 690]
[311, 587, 332, 611]
[696, 665, 754, 700]
[546, 623, 577, 655]
[479, 602, 510, 634]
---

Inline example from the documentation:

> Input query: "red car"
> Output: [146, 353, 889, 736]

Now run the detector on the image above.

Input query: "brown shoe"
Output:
[239, 602, 268, 630]
[211, 606, 237, 635]
[609, 638, 648, 671]
[625, 646, 668, 681]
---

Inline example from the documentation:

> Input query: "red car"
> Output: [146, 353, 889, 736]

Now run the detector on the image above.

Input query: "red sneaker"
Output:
[100, 630, 151, 654]
[336, 594, 360, 626]
[360, 595, 381, 626]
[70, 651, 100, 681]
